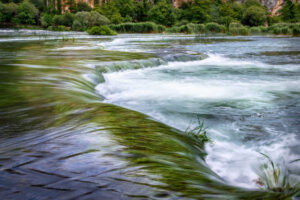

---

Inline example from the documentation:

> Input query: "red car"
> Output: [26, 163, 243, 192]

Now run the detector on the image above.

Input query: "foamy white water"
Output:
[95, 36, 300, 188]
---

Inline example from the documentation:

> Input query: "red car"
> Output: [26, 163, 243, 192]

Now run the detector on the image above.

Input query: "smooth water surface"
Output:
[0, 29, 299, 199]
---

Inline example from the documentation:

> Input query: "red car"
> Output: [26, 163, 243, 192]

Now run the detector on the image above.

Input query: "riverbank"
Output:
[1, 22, 300, 36]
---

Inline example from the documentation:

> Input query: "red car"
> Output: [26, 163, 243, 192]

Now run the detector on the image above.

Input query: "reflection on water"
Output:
[0, 29, 299, 199]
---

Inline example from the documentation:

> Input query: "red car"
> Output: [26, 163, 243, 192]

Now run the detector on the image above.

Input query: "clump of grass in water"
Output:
[185, 117, 212, 144]
[255, 153, 300, 197]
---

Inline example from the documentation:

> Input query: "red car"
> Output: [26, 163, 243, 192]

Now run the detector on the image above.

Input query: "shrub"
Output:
[71, 11, 109, 31]
[259, 26, 268, 33]
[0, 2, 6, 22]
[291, 24, 300, 36]
[2, 2, 18, 22]
[166, 23, 205, 34]
[148, 0, 176, 26]
[268, 23, 295, 35]
[166, 26, 180, 33]
[72, 11, 90, 31]
[187, 23, 205, 33]
[87, 25, 117, 35]
[61, 12, 74, 27]
[229, 27, 249, 35]
[249, 26, 261, 34]
[76, 2, 92, 12]
[52, 15, 64, 26]
[229, 22, 243, 29]
[109, 22, 165, 33]
[47, 25, 67, 31]
[205, 22, 225, 33]
[242, 6, 267, 26]
[14, 0, 38, 24]
[89, 11, 110, 27]
[41, 13, 52, 28]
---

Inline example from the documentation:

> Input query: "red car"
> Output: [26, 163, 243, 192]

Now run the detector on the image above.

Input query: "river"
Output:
[0, 29, 299, 199]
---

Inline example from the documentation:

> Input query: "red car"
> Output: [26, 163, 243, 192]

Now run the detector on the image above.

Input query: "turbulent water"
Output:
[0, 29, 300, 199]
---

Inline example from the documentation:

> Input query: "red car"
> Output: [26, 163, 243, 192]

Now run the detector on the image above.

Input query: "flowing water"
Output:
[0, 29, 300, 199]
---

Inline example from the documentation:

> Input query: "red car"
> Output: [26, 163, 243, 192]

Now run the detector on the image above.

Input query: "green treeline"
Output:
[0, 0, 300, 35]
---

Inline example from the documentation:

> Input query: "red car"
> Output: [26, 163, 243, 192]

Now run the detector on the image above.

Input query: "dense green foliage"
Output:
[279, 0, 300, 22]
[242, 6, 267, 26]
[15, 0, 38, 24]
[0, 0, 299, 36]
[109, 22, 165, 33]
[71, 11, 109, 31]
[148, 0, 176, 26]
[87, 25, 117, 35]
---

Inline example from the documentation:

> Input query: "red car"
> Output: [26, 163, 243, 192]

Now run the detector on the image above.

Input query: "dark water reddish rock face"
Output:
[0, 29, 299, 199]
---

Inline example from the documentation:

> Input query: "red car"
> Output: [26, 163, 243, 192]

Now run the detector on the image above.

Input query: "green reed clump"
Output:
[47, 25, 68, 31]
[109, 22, 165, 33]
[166, 23, 205, 34]
[291, 24, 300, 36]
[205, 22, 225, 33]
[255, 153, 300, 197]
[267, 23, 297, 35]
[185, 118, 211, 145]
[87, 25, 117, 35]
[228, 23, 249, 35]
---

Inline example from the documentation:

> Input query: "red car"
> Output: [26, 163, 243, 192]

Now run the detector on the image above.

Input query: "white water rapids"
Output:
[93, 35, 300, 188]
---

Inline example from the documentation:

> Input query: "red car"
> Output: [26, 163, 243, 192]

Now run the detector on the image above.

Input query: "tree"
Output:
[40, 13, 52, 27]
[132, 0, 150, 22]
[89, 11, 110, 27]
[15, 0, 39, 24]
[242, 6, 267, 26]
[72, 11, 110, 31]
[279, 0, 300, 22]
[72, 11, 90, 30]
[114, 0, 134, 18]
[179, 0, 212, 24]
[94, 2, 123, 24]
[76, 2, 92, 12]
[148, 0, 176, 26]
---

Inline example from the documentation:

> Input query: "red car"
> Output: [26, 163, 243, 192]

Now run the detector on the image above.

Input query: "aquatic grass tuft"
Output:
[255, 153, 300, 197]
[185, 117, 211, 145]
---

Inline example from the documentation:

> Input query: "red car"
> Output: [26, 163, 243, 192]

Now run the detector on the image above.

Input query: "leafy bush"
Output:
[110, 22, 165, 33]
[72, 11, 90, 31]
[41, 13, 52, 28]
[249, 26, 269, 35]
[14, 0, 38, 24]
[86, 26, 117, 35]
[47, 25, 68, 31]
[259, 26, 268, 33]
[76, 2, 92, 12]
[94, 2, 123, 24]
[166, 23, 205, 34]
[249, 26, 261, 34]
[292, 25, 300, 36]
[148, 0, 176, 27]
[52, 15, 64, 26]
[72, 11, 109, 31]
[61, 12, 74, 27]
[242, 6, 267, 26]
[229, 22, 243, 28]
[0, 2, 6, 22]
[229, 27, 249, 35]
[89, 11, 110, 27]
[268, 23, 294, 35]
[205, 22, 225, 33]
[0, 2, 17, 22]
